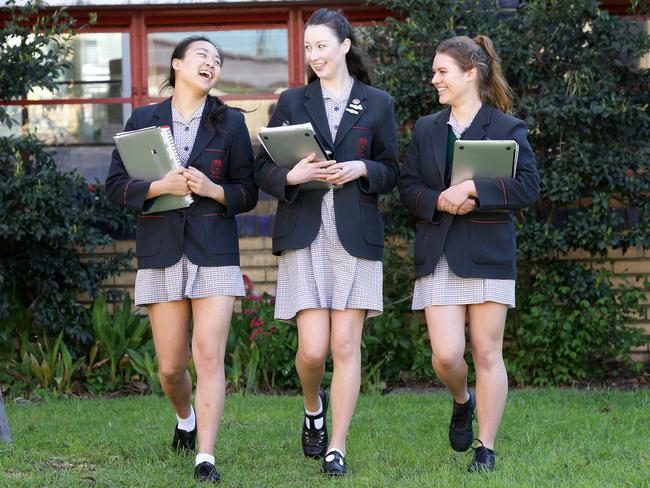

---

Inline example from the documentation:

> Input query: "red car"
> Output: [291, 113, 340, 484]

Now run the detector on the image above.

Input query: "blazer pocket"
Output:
[135, 215, 163, 258]
[200, 149, 230, 181]
[203, 215, 238, 254]
[359, 200, 384, 246]
[467, 219, 514, 265]
[272, 201, 301, 238]
[349, 127, 375, 158]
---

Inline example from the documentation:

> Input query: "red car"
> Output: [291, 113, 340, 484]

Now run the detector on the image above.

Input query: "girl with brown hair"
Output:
[399, 35, 539, 472]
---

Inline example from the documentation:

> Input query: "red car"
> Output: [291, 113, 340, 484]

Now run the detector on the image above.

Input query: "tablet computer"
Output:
[451, 139, 518, 186]
[258, 123, 332, 191]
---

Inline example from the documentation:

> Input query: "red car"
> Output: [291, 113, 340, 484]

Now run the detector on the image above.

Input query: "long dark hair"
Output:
[305, 9, 372, 86]
[436, 35, 514, 113]
[159, 35, 235, 130]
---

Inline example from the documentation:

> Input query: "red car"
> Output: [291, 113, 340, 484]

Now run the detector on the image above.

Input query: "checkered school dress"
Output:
[134, 102, 245, 306]
[274, 80, 383, 322]
[411, 105, 515, 310]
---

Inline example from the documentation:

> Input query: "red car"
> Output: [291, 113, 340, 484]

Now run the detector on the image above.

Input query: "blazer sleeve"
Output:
[253, 91, 299, 204]
[220, 114, 258, 217]
[105, 109, 153, 211]
[398, 120, 442, 223]
[473, 118, 540, 211]
[357, 95, 399, 195]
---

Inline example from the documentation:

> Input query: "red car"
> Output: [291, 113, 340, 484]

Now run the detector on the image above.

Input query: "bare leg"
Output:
[468, 302, 508, 450]
[425, 305, 469, 403]
[295, 309, 331, 411]
[327, 308, 365, 455]
[190, 295, 235, 456]
[148, 299, 192, 418]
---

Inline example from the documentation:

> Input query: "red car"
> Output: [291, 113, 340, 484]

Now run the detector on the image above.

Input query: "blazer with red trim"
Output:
[105, 97, 258, 269]
[398, 104, 540, 280]
[253, 79, 399, 261]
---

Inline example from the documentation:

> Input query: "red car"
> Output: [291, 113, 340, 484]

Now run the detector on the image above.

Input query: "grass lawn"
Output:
[0, 389, 648, 487]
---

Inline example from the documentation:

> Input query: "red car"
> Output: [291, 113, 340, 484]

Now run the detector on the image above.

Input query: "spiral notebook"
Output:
[114, 126, 194, 214]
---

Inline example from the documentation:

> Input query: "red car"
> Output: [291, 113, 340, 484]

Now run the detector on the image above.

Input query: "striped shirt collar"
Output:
[321, 78, 354, 104]
[448, 103, 483, 139]
[171, 100, 206, 125]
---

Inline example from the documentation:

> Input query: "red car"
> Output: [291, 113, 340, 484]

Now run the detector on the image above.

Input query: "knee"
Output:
[158, 363, 187, 384]
[192, 345, 224, 373]
[431, 350, 464, 373]
[330, 338, 359, 364]
[297, 346, 327, 369]
[472, 348, 503, 371]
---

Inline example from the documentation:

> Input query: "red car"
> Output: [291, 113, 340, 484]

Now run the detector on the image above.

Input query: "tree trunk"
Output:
[0, 390, 11, 443]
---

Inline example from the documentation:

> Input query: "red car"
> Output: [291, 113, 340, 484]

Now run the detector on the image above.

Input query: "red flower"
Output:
[250, 317, 265, 329]
[242, 274, 254, 292]
[87, 184, 97, 193]
[269, 325, 278, 333]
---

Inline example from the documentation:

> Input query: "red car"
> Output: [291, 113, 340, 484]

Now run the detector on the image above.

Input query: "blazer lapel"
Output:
[462, 103, 491, 141]
[152, 98, 174, 134]
[187, 99, 216, 166]
[333, 80, 367, 148]
[304, 82, 335, 153]
[430, 107, 451, 184]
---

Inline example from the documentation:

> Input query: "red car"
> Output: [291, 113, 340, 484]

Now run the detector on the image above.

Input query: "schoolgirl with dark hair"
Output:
[399, 35, 539, 472]
[254, 8, 398, 476]
[106, 36, 257, 483]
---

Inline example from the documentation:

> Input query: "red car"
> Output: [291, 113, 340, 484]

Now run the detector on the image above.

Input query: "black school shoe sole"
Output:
[302, 389, 329, 459]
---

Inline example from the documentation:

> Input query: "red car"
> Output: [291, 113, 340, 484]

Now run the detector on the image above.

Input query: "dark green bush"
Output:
[364, 0, 649, 384]
[0, 0, 133, 354]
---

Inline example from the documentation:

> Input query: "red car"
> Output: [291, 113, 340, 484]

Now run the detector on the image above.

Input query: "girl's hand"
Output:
[184, 166, 218, 198]
[325, 160, 368, 186]
[286, 153, 335, 186]
[456, 197, 477, 215]
[160, 168, 191, 196]
[438, 180, 477, 214]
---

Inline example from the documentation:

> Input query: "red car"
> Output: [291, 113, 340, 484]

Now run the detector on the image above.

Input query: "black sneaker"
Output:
[468, 442, 496, 473]
[172, 423, 197, 453]
[194, 461, 221, 483]
[302, 389, 328, 459]
[449, 391, 475, 452]
[321, 449, 346, 476]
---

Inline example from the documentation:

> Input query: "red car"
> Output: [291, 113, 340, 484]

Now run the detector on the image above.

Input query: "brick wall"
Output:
[91, 233, 649, 361]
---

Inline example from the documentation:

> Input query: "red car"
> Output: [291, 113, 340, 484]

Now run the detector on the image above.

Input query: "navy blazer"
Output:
[254, 80, 399, 261]
[105, 97, 258, 269]
[398, 105, 540, 280]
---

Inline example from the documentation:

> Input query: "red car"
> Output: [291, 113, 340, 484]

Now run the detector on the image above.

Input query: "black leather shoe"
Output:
[302, 389, 328, 459]
[194, 461, 221, 483]
[321, 449, 346, 476]
[449, 391, 475, 452]
[468, 444, 496, 473]
[172, 423, 196, 453]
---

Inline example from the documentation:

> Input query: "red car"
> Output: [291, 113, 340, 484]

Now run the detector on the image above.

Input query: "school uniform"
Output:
[254, 79, 399, 320]
[398, 104, 540, 309]
[105, 97, 258, 306]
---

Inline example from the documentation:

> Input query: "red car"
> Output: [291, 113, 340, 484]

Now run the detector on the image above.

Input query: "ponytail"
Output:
[436, 35, 514, 113]
[473, 35, 513, 113]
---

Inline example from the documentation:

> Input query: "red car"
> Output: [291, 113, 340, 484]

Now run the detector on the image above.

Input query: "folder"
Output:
[450, 139, 518, 186]
[258, 123, 333, 191]
[114, 126, 194, 214]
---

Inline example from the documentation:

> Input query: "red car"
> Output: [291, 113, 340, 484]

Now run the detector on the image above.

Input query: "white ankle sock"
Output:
[195, 453, 215, 467]
[305, 396, 323, 429]
[176, 405, 195, 432]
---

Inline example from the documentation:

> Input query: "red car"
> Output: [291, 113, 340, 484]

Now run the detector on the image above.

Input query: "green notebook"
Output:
[114, 126, 194, 214]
